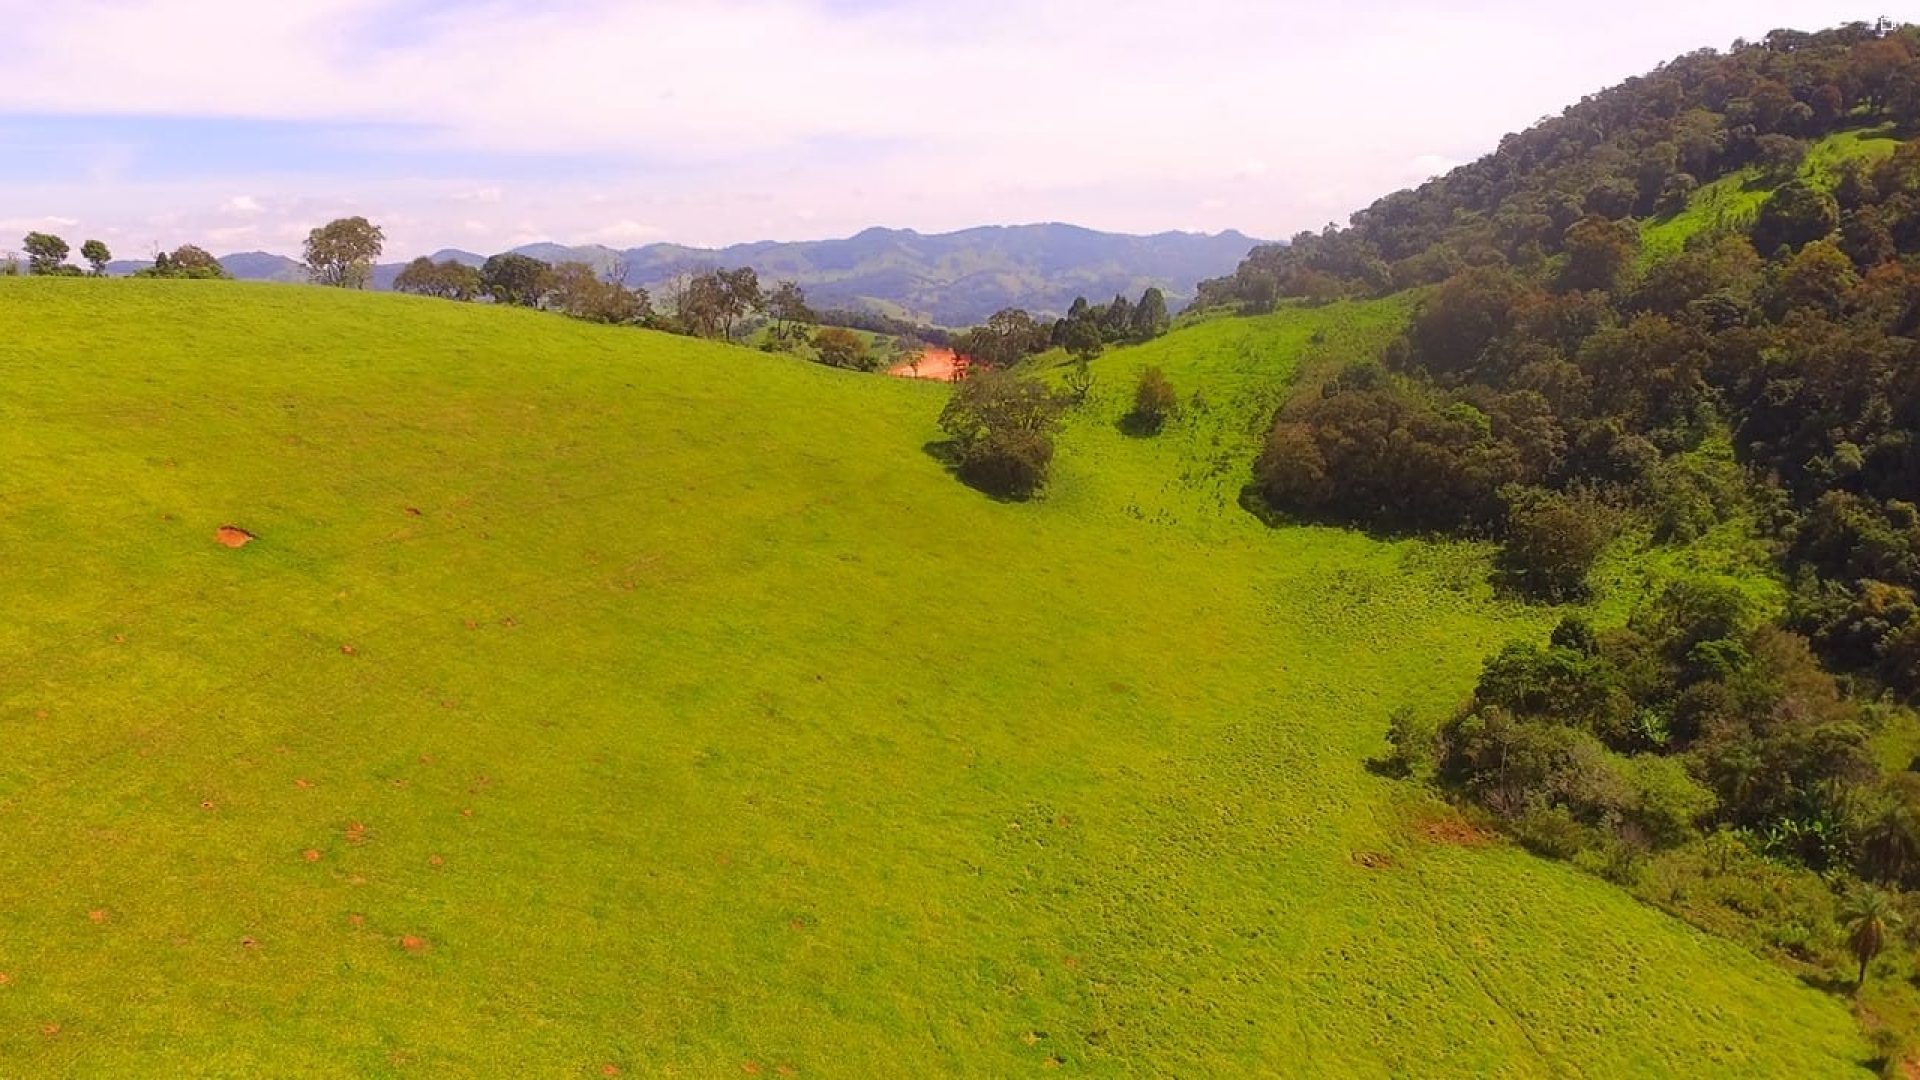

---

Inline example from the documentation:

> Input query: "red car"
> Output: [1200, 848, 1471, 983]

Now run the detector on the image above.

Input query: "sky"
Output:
[0, 0, 1886, 261]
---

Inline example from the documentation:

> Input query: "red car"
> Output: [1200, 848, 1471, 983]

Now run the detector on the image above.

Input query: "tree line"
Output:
[1225, 19, 1920, 1038]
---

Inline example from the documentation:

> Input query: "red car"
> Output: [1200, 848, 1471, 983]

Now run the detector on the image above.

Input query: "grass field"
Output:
[0, 279, 1874, 1076]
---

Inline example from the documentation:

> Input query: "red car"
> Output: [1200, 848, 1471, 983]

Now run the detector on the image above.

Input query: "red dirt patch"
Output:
[0, 971, 13, 986]
[86, 910, 106, 924]
[404, 507, 423, 517]
[348, 913, 366, 929]
[40, 1023, 60, 1037]
[889, 347, 968, 382]
[215, 526, 254, 548]
[742, 1063, 763, 1076]
[1416, 815, 1494, 847]
[345, 822, 369, 844]
[399, 935, 428, 953]
[428, 855, 445, 868]
[302, 849, 322, 863]
[601, 1066, 621, 1078]
[340, 644, 357, 656]
[200, 799, 216, 811]
[294, 778, 314, 790]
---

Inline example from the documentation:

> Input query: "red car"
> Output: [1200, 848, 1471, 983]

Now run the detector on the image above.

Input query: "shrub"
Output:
[1127, 366, 1178, 434]
[1497, 486, 1619, 601]
[937, 369, 1066, 499]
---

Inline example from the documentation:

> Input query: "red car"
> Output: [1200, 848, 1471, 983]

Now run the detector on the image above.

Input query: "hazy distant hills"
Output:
[116, 224, 1260, 326]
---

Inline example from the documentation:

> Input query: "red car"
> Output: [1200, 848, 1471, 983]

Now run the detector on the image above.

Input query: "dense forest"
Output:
[1204, 20, 1920, 688]
[1201, 19, 1920, 1053]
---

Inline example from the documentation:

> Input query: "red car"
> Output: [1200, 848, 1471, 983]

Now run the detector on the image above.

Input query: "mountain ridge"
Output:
[114, 223, 1259, 325]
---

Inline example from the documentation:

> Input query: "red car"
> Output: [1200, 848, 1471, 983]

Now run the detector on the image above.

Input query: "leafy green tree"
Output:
[1059, 317, 1103, 363]
[1498, 487, 1618, 601]
[812, 326, 871, 370]
[1841, 888, 1901, 991]
[394, 257, 483, 301]
[303, 217, 385, 288]
[1128, 366, 1179, 434]
[766, 281, 814, 335]
[480, 253, 552, 307]
[1129, 287, 1171, 341]
[937, 368, 1066, 498]
[1751, 181, 1839, 254]
[80, 239, 111, 276]
[22, 232, 70, 275]
[716, 267, 762, 340]
[1100, 293, 1134, 343]
[1558, 215, 1640, 294]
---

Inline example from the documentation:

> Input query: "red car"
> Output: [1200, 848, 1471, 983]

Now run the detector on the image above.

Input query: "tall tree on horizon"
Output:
[303, 217, 385, 289]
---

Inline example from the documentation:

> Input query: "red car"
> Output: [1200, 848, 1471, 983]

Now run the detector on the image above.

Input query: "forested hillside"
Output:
[1196, 19, 1920, 1059]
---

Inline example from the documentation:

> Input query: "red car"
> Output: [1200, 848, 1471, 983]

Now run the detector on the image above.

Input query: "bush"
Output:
[1497, 486, 1618, 601]
[1378, 706, 1437, 777]
[1127, 366, 1179, 434]
[937, 369, 1066, 499]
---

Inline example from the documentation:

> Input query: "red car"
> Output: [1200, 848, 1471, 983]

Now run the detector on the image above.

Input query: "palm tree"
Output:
[1842, 888, 1902, 991]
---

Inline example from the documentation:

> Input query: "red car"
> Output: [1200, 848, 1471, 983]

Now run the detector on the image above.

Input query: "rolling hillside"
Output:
[0, 278, 1869, 1076]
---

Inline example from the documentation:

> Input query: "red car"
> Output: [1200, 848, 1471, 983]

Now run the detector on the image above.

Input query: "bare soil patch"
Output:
[215, 526, 255, 548]
[399, 935, 428, 953]
[1416, 815, 1494, 847]
[889, 347, 967, 382]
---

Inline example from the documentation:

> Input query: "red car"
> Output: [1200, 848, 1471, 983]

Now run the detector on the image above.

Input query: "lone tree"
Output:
[812, 326, 871, 370]
[480, 253, 552, 307]
[303, 217, 385, 288]
[1842, 887, 1901, 991]
[22, 232, 71, 275]
[80, 239, 112, 276]
[394, 257, 483, 301]
[937, 368, 1067, 499]
[1128, 366, 1179, 434]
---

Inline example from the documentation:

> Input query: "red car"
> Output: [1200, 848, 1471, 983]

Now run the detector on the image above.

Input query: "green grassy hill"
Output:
[0, 279, 1871, 1076]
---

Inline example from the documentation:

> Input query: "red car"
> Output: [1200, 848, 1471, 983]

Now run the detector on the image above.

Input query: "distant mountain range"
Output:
[110, 224, 1259, 326]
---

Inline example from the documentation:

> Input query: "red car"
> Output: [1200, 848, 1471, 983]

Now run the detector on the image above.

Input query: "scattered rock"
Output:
[1352, 851, 1396, 870]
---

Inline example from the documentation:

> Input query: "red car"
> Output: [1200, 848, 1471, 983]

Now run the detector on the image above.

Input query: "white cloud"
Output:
[222, 195, 264, 215]
[0, 0, 1883, 257]
[590, 219, 664, 245]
